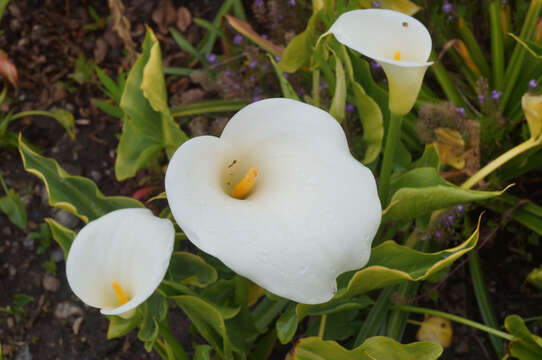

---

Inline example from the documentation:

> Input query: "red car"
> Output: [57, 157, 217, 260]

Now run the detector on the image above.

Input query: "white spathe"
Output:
[329, 9, 433, 115]
[66, 208, 174, 318]
[165, 98, 381, 304]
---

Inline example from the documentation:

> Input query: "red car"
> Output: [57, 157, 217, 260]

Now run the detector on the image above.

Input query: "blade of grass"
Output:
[171, 99, 247, 118]
[164, 67, 195, 76]
[457, 17, 490, 78]
[489, 0, 504, 91]
[500, 0, 542, 112]
[232, 0, 246, 21]
[169, 27, 206, 64]
[430, 52, 467, 108]
[353, 287, 394, 346]
[469, 254, 505, 358]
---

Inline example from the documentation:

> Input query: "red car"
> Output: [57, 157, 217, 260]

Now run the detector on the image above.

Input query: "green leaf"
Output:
[169, 27, 205, 63]
[268, 54, 300, 100]
[278, 4, 321, 73]
[107, 313, 140, 339]
[412, 145, 440, 169]
[171, 99, 247, 118]
[351, 80, 383, 164]
[509, 33, 542, 59]
[357, 0, 421, 15]
[50, 108, 75, 140]
[293, 336, 442, 360]
[335, 217, 481, 300]
[19, 136, 143, 223]
[92, 99, 124, 119]
[169, 252, 218, 287]
[505, 315, 542, 359]
[277, 296, 374, 344]
[138, 292, 168, 349]
[329, 55, 346, 123]
[116, 28, 187, 181]
[0, 189, 27, 230]
[174, 295, 235, 358]
[385, 167, 510, 221]
[194, 345, 213, 360]
[527, 265, 542, 289]
[44, 218, 75, 257]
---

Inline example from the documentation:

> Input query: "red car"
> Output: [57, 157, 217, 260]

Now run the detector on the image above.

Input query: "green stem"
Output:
[354, 287, 394, 346]
[469, 253, 505, 357]
[312, 68, 321, 108]
[392, 305, 514, 341]
[10, 110, 52, 120]
[460, 137, 539, 190]
[158, 323, 189, 360]
[318, 314, 327, 339]
[0, 172, 8, 194]
[379, 112, 403, 205]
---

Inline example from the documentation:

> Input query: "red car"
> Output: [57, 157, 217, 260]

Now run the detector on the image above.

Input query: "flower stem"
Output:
[158, 323, 189, 360]
[10, 110, 53, 120]
[312, 68, 320, 108]
[392, 305, 514, 341]
[318, 314, 327, 339]
[0, 172, 8, 194]
[379, 112, 403, 205]
[461, 137, 539, 190]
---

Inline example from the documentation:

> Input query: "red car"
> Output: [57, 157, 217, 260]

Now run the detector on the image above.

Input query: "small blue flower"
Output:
[478, 94, 485, 103]
[456, 107, 466, 117]
[321, 81, 328, 89]
[233, 34, 243, 45]
[254, 0, 264, 7]
[434, 230, 442, 239]
[456, 204, 464, 213]
[529, 79, 539, 89]
[372, 1, 381, 7]
[206, 53, 217, 63]
[491, 90, 502, 100]
[288, 0, 296, 6]
[442, 3, 453, 13]
[346, 104, 355, 112]
[249, 60, 258, 69]
[275, 55, 281, 62]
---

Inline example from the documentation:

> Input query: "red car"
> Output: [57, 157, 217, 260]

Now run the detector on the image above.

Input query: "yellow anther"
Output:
[232, 168, 258, 199]
[394, 50, 401, 61]
[112, 281, 130, 306]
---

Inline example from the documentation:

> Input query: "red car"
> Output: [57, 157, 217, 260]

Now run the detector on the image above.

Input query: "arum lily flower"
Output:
[328, 9, 433, 115]
[66, 208, 174, 319]
[522, 92, 542, 140]
[165, 98, 381, 304]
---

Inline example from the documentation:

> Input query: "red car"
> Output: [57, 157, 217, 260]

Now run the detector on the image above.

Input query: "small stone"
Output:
[2, 226, 12, 236]
[72, 316, 84, 335]
[90, 170, 102, 183]
[54, 302, 83, 320]
[22, 236, 34, 250]
[51, 249, 64, 263]
[54, 210, 79, 229]
[42, 275, 60, 292]
[14, 344, 32, 360]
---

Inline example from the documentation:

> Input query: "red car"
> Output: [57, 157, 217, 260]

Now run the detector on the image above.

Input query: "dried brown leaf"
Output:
[176, 6, 192, 32]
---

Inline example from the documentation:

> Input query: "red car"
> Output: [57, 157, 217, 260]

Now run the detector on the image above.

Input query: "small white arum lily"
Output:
[66, 208, 174, 319]
[165, 98, 381, 304]
[329, 9, 433, 115]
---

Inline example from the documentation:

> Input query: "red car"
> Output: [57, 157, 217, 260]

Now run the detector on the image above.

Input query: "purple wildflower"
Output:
[529, 79, 539, 89]
[254, 0, 264, 7]
[249, 60, 258, 69]
[233, 34, 243, 45]
[262, 34, 269, 40]
[491, 90, 502, 100]
[288, 0, 296, 6]
[478, 94, 485, 103]
[434, 230, 442, 239]
[456, 107, 466, 116]
[321, 81, 328, 89]
[456, 204, 464, 213]
[346, 104, 355, 112]
[442, 3, 453, 13]
[275, 55, 281, 62]
[372, 1, 381, 7]
[206, 53, 217, 63]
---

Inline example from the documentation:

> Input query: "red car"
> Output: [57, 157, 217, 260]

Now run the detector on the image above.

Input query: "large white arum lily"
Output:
[66, 208, 174, 318]
[165, 98, 381, 304]
[329, 9, 433, 115]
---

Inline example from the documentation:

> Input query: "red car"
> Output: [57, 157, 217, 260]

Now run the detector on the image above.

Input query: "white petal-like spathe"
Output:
[165, 98, 381, 304]
[329, 9, 433, 115]
[66, 208, 174, 317]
